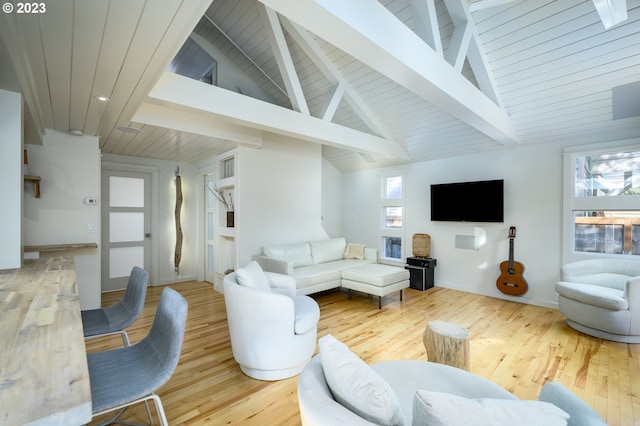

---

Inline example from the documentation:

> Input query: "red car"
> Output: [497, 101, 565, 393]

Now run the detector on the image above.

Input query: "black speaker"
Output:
[406, 257, 436, 268]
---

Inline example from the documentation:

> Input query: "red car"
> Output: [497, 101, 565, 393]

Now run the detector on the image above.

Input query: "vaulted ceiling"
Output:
[0, 0, 638, 172]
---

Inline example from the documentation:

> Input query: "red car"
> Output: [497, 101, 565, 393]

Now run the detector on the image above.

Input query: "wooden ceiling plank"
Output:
[70, 0, 109, 134]
[257, 0, 518, 145]
[38, 1, 73, 132]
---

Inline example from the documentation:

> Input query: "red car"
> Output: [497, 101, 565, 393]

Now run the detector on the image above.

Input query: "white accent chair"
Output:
[223, 261, 320, 380]
[556, 259, 640, 343]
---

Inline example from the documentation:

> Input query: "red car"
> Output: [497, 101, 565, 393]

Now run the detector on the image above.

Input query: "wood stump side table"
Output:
[423, 320, 470, 371]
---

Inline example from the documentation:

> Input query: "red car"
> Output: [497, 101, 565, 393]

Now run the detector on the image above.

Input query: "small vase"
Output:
[226, 211, 235, 228]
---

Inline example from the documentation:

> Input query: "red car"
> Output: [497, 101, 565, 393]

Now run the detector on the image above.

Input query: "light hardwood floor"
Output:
[86, 281, 640, 425]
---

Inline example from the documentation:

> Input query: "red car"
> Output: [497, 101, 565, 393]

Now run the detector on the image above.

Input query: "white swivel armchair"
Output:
[223, 261, 320, 380]
[556, 259, 640, 343]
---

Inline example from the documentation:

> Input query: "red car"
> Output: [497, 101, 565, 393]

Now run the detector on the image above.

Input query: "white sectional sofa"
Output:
[253, 237, 377, 295]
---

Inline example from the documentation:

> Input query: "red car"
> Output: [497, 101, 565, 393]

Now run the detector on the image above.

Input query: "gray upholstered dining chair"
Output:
[87, 287, 188, 426]
[82, 266, 149, 346]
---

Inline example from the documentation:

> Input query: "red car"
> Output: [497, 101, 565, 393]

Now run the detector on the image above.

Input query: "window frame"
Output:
[562, 140, 640, 263]
[379, 173, 406, 264]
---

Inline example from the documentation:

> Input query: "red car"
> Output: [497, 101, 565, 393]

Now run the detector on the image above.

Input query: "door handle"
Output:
[145, 233, 151, 238]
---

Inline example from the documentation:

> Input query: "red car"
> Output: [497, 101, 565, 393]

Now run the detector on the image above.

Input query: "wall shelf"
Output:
[24, 175, 41, 198]
[24, 243, 98, 253]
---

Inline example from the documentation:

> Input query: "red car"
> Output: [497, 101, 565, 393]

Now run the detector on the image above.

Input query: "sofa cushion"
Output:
[262, 243, 314, 268]
[556, 281, 627, 310]
[310, 238, 347, 264]
[319, 334, 405, 426]
[344, 243, 366, 260]
[412, 390, 569, 426]
[236, 261, 270, 292]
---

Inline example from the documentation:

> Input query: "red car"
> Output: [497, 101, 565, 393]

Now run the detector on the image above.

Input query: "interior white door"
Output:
[102, 170, 151, 291]
[205, 175, 216, 284]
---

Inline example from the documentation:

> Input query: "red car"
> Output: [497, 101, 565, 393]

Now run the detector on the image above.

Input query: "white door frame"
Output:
[197, 164, 216, 283]
[102, 161, 159, 287]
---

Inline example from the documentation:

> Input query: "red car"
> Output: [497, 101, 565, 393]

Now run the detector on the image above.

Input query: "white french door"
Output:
[101, 170, 151, 291]
[204, 174, 216, 284]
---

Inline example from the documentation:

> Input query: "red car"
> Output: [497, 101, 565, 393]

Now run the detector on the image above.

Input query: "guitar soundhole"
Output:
[508, 268, 515, 274]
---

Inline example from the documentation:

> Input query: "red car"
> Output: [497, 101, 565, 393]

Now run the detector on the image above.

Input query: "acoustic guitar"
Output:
[496, 226, 528, 296]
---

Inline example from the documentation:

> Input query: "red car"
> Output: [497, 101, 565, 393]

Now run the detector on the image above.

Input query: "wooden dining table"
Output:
[0, 255, 92, 425]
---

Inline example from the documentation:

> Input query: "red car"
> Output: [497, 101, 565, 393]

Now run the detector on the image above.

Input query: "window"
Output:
[380, 175, 405, 262]
[564, 145, 640, 258]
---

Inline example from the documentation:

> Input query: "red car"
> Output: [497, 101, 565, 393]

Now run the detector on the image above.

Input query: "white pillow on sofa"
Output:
[236, 261, 270, 292]
[412, 390, 569, 426]
[319, 334, 405, 426]
[344, 243, 366, 259]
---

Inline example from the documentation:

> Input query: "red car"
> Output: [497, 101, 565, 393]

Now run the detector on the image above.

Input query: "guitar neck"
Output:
[508, 238, 515, 269]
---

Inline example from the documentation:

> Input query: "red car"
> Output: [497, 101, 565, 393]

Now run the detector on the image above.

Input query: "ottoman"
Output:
[341, 264, 410, 309]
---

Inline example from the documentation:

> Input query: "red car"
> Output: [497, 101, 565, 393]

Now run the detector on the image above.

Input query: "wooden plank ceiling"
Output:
[0, 0, 638, 171]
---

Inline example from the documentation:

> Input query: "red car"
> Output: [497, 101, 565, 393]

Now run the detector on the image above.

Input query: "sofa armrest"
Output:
[364, 247, 378, 262]
[253, 255, 294, 275]
[539, 382, 607, 426]
[266, 272, 296, 297]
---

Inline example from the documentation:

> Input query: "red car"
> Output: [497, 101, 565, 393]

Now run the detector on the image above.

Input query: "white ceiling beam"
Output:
[281, 18, 392, 138]
[322, 83, 345, 121]
[132, 101, 263, 147]
[592, 0, 628, 29]
[445, 0, 503, 106]
[148, 72, 409, 160]
[468, 0, 521, 13]
[257, 0, 518, 145]
[410, 0, 443, 56]
[257, 4, 309, 115]
[445, 20, 472, 72]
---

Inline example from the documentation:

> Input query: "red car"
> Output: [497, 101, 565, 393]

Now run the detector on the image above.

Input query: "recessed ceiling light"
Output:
[95, 95, 110, 102]
[69, 129, 84, 136]
[117, 126, 142, 134]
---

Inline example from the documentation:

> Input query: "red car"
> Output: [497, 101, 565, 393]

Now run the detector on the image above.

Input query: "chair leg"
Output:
[92, 393, 165, 426]
[120, 330, 131, 347]
[85, 330, 131, 347]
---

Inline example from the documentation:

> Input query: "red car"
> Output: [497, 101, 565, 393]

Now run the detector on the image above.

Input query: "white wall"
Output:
[0, 90, 22, 270]
[342, 143, 564, 308]
[237, 135, 328, 266]
[101, 154, 198, 287]
[23, 130, 102, 308]
[321, 157, 343, 238]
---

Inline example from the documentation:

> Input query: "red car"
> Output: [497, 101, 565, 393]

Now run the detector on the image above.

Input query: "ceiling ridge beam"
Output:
[257, 4, 309, 115]
[281, 18, 392, 139]
[257, 0, 518, 145]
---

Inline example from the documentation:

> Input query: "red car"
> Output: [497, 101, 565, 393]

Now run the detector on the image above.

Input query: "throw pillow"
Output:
[235, 261, 270, 292]
[319, 334, 405, 426]
[344, 243, 366, 260]
[412, 390, 569, 426]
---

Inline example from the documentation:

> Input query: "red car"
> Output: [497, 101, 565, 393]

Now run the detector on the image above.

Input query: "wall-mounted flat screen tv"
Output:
[430, 179, 504, 222]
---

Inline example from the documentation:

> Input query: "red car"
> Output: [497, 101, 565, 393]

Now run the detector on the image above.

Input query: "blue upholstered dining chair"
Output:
[82, 266, 149, 346]
[87, 287, 188, 426]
